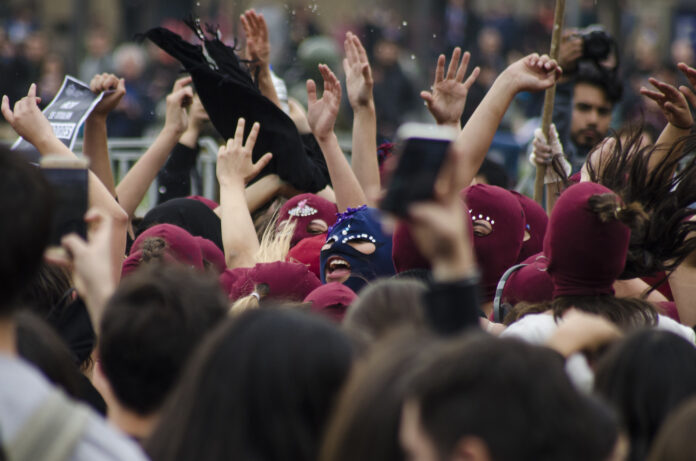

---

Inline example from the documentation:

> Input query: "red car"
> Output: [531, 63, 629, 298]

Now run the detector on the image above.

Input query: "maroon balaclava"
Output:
[545, 182, 629, 298]
[501, 253, 554, 307]
[194, 236, 226, 273]
[391, 222, 431, 273]
[127, 224, 205, 273]
[248, 261, 322, 301]
[462, 184, 526, 303]
[219, 267, 252, 301]
[391, 203, 476, 274]
[511, 191, 548, 263]
[286, 233, 326, 279]
[277, 193, 338, 247]
[304, 282, 357, 322]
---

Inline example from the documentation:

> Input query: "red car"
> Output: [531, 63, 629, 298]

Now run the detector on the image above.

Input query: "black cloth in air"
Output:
[157, 142, 200, 204]
[137, 197, 224, 251]
[141, 21, 330, 192]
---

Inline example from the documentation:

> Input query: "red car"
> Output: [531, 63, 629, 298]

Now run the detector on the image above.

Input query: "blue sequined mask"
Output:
[320, 206, 395, 293]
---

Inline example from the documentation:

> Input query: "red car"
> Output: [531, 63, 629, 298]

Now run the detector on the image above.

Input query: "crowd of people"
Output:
[2, 2, 696, 461]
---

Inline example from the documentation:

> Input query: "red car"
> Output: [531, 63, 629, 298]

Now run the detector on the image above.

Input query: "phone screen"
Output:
[380, 137, 451, 216]
[42, 167, 88, 245]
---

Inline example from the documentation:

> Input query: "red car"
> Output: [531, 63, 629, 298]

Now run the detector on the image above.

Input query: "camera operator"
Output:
[552, 26, 623, 172]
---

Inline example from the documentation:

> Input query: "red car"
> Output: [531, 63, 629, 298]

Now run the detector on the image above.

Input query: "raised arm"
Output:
[407, 141, 481, 334]
[640, 76, 694, 172]
[2, 84, 129, 284]
[115, 76, 192, 218]
[217, 118, 273, 268]
[307, 64, 367, 211]
[453, 53, 561, 190]
[343, 32, 379, 205]
[420, 47, 480, 130]
[241, 9, 282, 109]
[83, 73, 126, 197]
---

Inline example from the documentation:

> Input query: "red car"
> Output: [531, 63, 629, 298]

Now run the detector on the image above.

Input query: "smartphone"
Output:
[380, 123, 457, 217]
[40, 155, 89, 255]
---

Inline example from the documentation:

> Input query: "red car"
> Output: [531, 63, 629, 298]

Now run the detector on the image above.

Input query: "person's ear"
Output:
[450, 436, 493, 461]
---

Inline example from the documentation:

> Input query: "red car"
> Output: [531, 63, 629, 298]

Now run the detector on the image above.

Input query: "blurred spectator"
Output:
[443, 0, 480, 55]
[79, 26, 115, 83]
[372, 36, 417, 138]
[107, 43, 155, 137]
[37, 53, 64, 104]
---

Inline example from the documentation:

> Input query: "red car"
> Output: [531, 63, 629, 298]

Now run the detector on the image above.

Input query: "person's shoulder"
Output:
[656, 314, 696, 344]
[74, 413, 149, 461]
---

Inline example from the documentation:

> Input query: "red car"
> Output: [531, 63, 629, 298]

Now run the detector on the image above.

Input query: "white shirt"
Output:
[0, 354, 148, 461]
[501, 313, 696, 392]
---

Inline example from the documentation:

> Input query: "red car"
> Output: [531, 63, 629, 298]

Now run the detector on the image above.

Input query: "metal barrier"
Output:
[73, 136, 220, 216]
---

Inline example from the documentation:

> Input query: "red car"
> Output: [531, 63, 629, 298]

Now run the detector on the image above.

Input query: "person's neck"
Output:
[0, 317, 17, 356]
[108, 403, 159, 442]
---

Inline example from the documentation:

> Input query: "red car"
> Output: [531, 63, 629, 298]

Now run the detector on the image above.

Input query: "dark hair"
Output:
[343, 278, 427, 353]
[0, 147, 52, 313]
[145, 307, 353, 461]
[595, 329, 696, 461]
[586, 132, 696, 279]
[320, 331, 436, 461]
[99, 264, 227, 415]
[646, 396, 696, 461]
[15, 311, 81, 398]
[507, 295, 658, 331]
[15, 262, 96, 368]
[575, 61, 623, 104]
[140, 236, 168, 263]
[407, 334, 619, 461]
[475, 158, 510, 188]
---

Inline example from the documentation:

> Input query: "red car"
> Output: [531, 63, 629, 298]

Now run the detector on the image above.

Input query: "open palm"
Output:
[421, 47, 479, 125]
[307, 64, 342, 140]
[343, 32, 374, 109]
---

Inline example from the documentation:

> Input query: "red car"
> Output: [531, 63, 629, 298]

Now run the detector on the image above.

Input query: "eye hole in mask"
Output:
[307, 219, 328, 234]
[322, 236, 338, 251]
[347, 239, 376, 255]
[473, 220, 493, 237]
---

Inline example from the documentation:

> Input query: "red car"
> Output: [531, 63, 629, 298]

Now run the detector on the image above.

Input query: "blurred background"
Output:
[1, 0, 695, 185]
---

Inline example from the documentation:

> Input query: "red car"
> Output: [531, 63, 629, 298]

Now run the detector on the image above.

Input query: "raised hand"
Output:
[89, 73, 126, 118]
[420, 47, 480, 126]
[343, 31, 374, 110]
[307, 64, 342, 141]
[164, 76, 194, 136]
[641, 77, 693, 130]
[1, 83, 55, 151]
[677, 62, 696, 113]
[503, 53, 562, 94]
[216, 118, 273, 187]
[241, 9, 271, 70]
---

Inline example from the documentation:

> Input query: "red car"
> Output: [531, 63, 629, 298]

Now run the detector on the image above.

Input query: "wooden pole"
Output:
[534, 0, 566, 206]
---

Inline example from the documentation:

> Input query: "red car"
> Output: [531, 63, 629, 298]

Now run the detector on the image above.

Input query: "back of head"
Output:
[545, 182, 645, 298]
[343, 278, 427, 352]
[595, 329, 696, 461]
[321, 331, 436, 461]
[146, 307, 353, 461]
[0, 147, 52, 312]
[406, 334, 618, 461]
[99, 264, 227, 415]
[646, 397, 696, 461]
